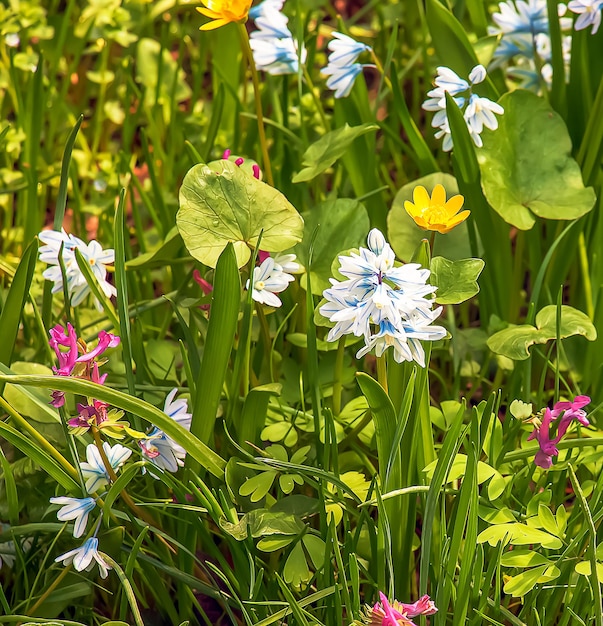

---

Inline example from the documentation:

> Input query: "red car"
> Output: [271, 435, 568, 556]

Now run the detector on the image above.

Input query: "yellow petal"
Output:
[444, 194, 465, 217]
[404, 200, 421, 218]
[431, 184, 446, 207]
[412, 185, 430, 209]
[446, 209, 471, 228]
[199, 18, 230, 29]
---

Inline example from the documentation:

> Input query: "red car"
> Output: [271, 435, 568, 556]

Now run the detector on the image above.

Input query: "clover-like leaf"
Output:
[487, 305, 597, 360]
[477, 90, 596, 230]
[292, 123, 378, 183]
[430, 256, 485, 304]
[177, 161, 304, 268]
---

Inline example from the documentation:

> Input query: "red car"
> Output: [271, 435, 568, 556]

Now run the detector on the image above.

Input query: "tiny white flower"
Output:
[38, 229, 116, 311]
[246, 256, 296, 308]
[55, 537, 111, 578]
[568, 0, 603, 33]
[49, 496, 96, 539]
[464, 94, 505, 135]
[80, 442, 132, 493]
[327, 32, 372, 67]
[140, 389, 192, 474]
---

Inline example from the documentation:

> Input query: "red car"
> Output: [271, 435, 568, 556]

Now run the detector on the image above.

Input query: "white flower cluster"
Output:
[38, 229, 116, 310]
[249, 0, 306, 75]
[488, 0, 573, 90]
[422, 65, 504, 152]
[320, 229, 446, 367]
[247, 253, 299, 308]
[321, 32, 374, 98]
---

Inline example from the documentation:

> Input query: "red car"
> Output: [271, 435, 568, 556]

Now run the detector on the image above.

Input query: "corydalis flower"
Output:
[422, 65, 504, 151]
[404, 184, 469, 234]
[246, 253, 299, 308]
[528, 395, 591, 468]
[49, 496, 96, 538]
[357, 592, 437, 625]
[55, 537, 111, 578]
[80, 442, 132, 493]
[322, 32, 374, 98]
[197, 0, 252, 30]
[140, 389, 192, 474]
[48, 323, 120, 408]
[38, 229, 116, 310]
[320, 229, 446, 367]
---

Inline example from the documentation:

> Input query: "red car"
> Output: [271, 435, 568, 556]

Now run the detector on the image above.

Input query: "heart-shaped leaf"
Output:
[487, 305, 597, 360]
[477, 90, 596, 230]
[177, 161, 304, 268]
[430, 256, 485, 304]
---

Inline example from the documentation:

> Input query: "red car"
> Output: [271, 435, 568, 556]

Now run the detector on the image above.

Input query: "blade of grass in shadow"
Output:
[190, 242, 240, 448]
[0, 375, 226, 478]
[114, 188, 140, 429]
[42, 115, 83, 328]
[74, 247, 120, 330]
[390, 61, 439, 175]
[419, 401, 467, 597]
[446, 92, 510, 320]
[0, 238, 38, 372]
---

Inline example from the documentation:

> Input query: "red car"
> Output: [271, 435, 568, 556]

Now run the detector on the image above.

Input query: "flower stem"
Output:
[0, 396, 78, 481]
[429, 230, 436, 255]
[26, 562, 72, 615]
[90, 427, 159, 531]
[332, 336, 346, 416]
[238, 23, 274, 186]
[376, 354, 388, 394]
[302, 66, 331, 132]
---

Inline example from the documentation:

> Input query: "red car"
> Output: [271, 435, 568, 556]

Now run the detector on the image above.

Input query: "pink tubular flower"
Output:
[76, 331, 120, 363]
[49, 323, 79, 376]
[528, 396, 591, 469]
[361, 592, 438, 626]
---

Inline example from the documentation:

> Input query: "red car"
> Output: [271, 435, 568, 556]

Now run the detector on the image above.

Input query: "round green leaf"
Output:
[388, 173, 478, 261]
[295, 198, 370, 294]
[477, 90, 596, 230]
[177, 161, 304, 268]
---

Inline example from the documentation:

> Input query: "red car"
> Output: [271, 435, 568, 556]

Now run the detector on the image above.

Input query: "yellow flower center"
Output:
[423, 203, 448, 224]
[255, 280, 265, 291]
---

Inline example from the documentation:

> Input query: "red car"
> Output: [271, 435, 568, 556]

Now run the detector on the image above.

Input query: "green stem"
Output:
[302, 66, 331, 132]
[238, 24, 274, 186]
[579, 231, 595, 320]
[332, 337, 346, 416]
[376, 354, 388, 394]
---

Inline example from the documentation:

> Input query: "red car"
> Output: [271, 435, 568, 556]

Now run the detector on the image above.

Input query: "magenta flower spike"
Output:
[49, 323, 79, 376]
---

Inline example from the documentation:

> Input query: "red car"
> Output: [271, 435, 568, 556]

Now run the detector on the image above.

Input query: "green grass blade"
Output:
[0, 374, 226, 478]
[419, 401, 467, 596]
[0, 238, 38, 369]
[74, 247, 120, 329]
[190, 242, 240, 447]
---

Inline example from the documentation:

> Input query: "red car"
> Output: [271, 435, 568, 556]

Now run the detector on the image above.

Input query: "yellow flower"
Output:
[197, 0, 253, 30]
[404, 184, 470, 234]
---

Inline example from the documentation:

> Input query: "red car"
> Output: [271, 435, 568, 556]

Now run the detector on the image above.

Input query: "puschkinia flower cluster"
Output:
[38, 229, 116, 310]
[322, 32, 374, 98]
[488, 0, 573, 89]
[528, 395, 591, 468]
[320, 229, 446, 367]
[249, 0, 306, 75]
[356, 591, 437, 626]
[422, 65, 504, 151]
[246, 252, 300, 308]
